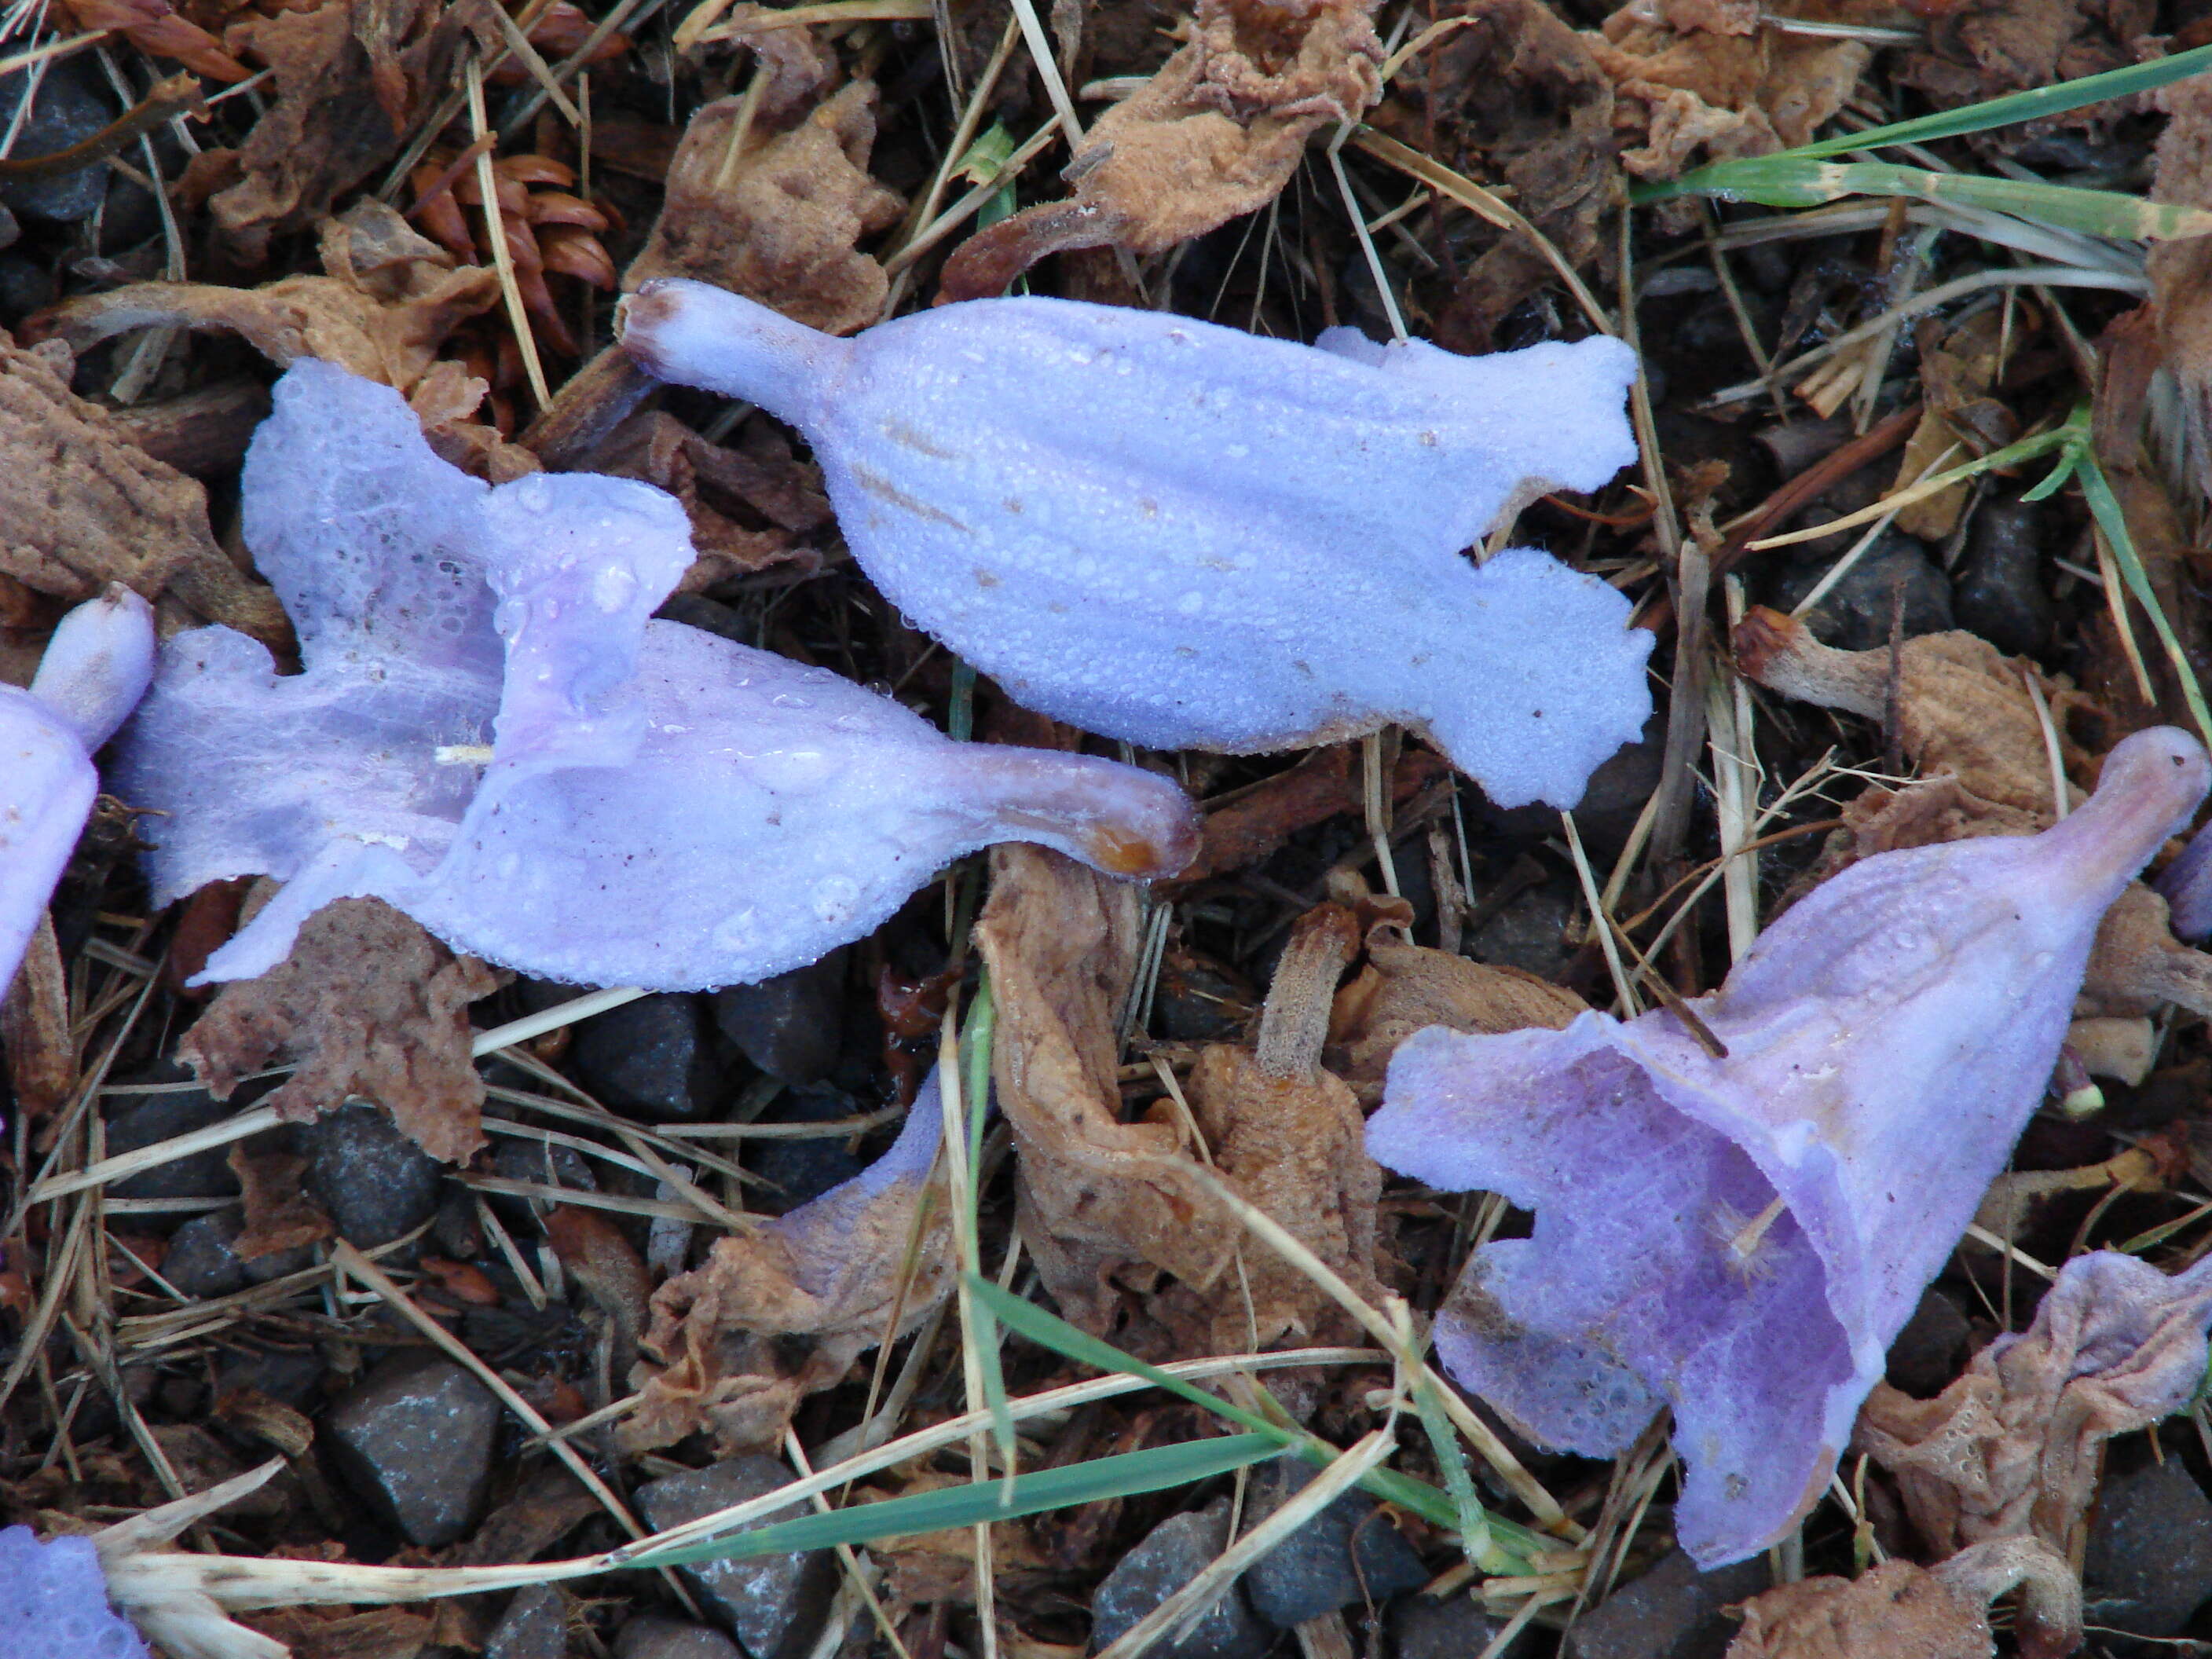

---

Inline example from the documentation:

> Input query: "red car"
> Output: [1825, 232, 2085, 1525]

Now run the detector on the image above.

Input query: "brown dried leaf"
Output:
[1328, 930, 1586, 1106]
[546, 1203, 652, 1380]
[1584, 8, 1869, 181]
[1892, 310, 2016, 540]
[2149, 78, 2212, 509]
[1723, 1537, 2080, 1659]
[977, 843, 1234, 1332]
[28, 201, 502, 395]
[180, 894, 501, 1164]
[585, 410, 828, 588]
[227, 1143, 335, 1259]
[0, 914, 74, 1119]
[0, 331, 288, 646]
[1169, 744, 1448, 888]
[200, 0, 470, 263]
[1181, 1048, 1379, 1347]
[1855, 1253, 2212, 1570]
[627, 80, 904, 336]
[1372, 0, 1617, 348]
[624, 1123, 953, 1455]
[241, 1606, 436, 1659]
[940, 0, 1383, 298]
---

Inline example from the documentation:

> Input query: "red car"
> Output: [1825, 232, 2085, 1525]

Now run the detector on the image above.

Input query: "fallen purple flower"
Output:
[619, 278, 1650, 809]
[0, 1525, 148, 1659]
[1, 586, 155, 998]
[115, 361, 1199, 994]
[1366, 727, 2212, 1566]
[2155, 817, 2212, 940]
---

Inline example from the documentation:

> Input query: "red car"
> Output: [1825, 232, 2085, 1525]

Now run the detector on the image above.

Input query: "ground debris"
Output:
[179, 892, 501, 1164]
[1723, 1537, 2078, 1659]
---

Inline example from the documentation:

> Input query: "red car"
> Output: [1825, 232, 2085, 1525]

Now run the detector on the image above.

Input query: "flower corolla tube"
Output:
[1366, 727, 2212, 1565]
[620, 279, 1652, 809]
[115, 361, 1199, 993]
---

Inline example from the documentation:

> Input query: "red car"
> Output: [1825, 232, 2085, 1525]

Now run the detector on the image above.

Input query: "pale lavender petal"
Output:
[1368, 726, 2212, 1566]
[771, 1068, 946, 1305]
[2155, 820, 2212, 939]
[0, 690, 96, 996]
[620, 280, 1651, 809]
[27, 585, 155, 752]
[0, 1526, 148, 1659]
[120, 358, 1199, 994]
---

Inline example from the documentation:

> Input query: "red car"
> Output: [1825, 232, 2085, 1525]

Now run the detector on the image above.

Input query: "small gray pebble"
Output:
[2086, 1459, 2212, 1639]
[1562, 1548, 1767, 1659]
[635, 1456, 835, 1659]
[617, 1617, 745, 1659]
[1090, 1498, 1270, 1659]
[324, 1351, 501, 1547]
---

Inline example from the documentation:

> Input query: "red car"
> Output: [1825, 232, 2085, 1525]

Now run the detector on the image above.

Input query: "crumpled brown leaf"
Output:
[190, 0, 470, 263]
[1855, 1250, 2212, 1595]
[1, 915, 74, 1120]
[1723, 1536, 2080, 1659]
[621, 1113, 954, 1455]
[939, 0, 1383, 300]
[180, 893, 501, 1164]
[1892, 0, 2144, 113]
[0, 331, 287, 647]
[1890, 309, 2019, 541]
[2148, 76, 2212, 512]
[584, 409, 831, 588]
[27, 200, 502, 397]
[978, 842, 1235, 1333]
[1372, 0, 1617, 349]
[1327, 925, 1585, 1104]
[627, 79, 904, 335]
[547, 1203, 652, 1386]
[227, 1144, 335, 1260]
[1168, 743, 1448, 888]
[1584, 2, 1869, 181]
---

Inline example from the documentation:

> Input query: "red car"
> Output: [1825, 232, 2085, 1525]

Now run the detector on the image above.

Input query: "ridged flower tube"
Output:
[620, 279, 1652, 809]
[1365, 727, 2211, 1566]
[115, 361, 1199, 993]
[1, 586, 155, 996]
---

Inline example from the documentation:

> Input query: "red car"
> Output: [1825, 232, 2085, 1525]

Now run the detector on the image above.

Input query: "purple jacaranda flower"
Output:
[2, 585, 155, 998]
[113, 361, 1199, 994]
[2155, 818, 2212, 940]
[0, 1525, 148, 1659]
[1365, 726, 2212, 1566]
[620, 278, 1651, 809]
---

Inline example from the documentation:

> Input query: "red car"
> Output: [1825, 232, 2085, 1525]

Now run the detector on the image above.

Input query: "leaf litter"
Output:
[8, 0, 2212, 1656]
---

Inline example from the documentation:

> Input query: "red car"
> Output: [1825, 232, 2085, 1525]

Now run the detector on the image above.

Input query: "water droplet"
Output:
[833, 714, 873, 734]
[812, 875, 861, 925]
[594, 566, 636, 613]
[1177, 591, 1203, 615]
[712, 907, 760, 949]
[772, 693, 813, 710]
[512, 477, 553, 514]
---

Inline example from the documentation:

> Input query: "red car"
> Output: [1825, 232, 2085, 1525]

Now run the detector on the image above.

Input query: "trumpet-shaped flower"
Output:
[2, 586, 155, 997]
[1365, 727, 2212, 1566]
[619, 279, 1651, 809]
[115, 361, 1199, 993]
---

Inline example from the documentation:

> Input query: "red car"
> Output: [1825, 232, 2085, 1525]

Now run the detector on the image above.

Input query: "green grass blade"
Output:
[2075, 446, 2212, 751]
[965, 1273, 1547, 1569]
[624, 1434, 1283, 1571]
[957, 974, 1016, 1487]
[1639, 156, 2212, 240]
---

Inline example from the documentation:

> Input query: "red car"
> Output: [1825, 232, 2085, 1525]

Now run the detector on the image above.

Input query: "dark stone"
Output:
[301, 1104, 444, 1247]
[97, 170, 162, 251]
[1467, 884, 1575, 981]
[486, 1584, 570, 1659]
[0, 201, 14, 249]
[1562, 1548, 1767, 1659]
[1884, 1284, 1972, 1397]
[1390, 1593, 1522, 1659]
[1242, 1456, 1430, 1627]
[217, 1344, 326, 1407]
[635, 1456, 836, 1659]
[1769, 533, 1954, 653]
[617, 1619, 745, 1659]
[0, 59, 119, 222]
[1153, 954, 1256, 1045]
[1954, 499, 2056, 657]
[712, 950, 846, 1085]
[489, 1134, 600, 1225]
[0, 251, 52, 325]
[324, 1351, 500, 1547]
[103, 1082, 241, 1201]
[1090, 1498, 1270, 1659]
[2085, 1459, 2212, 1638]
[162, 1209, 249, 1298]
[749, 1087, 871, 1211]
[658, 592, 751, 644]
[571, 993, 725, 1122]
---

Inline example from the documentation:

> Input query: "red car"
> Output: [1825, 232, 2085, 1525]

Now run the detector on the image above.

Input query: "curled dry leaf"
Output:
[1584, 3, 1869, 181]
[0, 331, 287, 647]
[1, 915, 74, 1119]
[1170, 744, 1449, 888]
[1856, 1251, 2212, 1580]
[53, 0, 249, 82]
[1159, 902, 1384, 1349]
[583, 410, 831, 588]
[939, 0, 1384, 300]
[190, 0, 470, 263]
[27, 201, 502, 397]
[225, 1144, 334, 1261]
[624, 1072, 954, 1456]
[1723, 1537, 2080, 1659]
[546, 1203, 653, 1384]
[1328, 924, 1586, 1106]
[179, 894, 501, 1165]
[626, 80, 903, 335]
[1890, 309, 2018, 542]
[1372, 0, 1617, 348]
[977, 842, 1234, 1332]
[2149, 78, 2212, 508]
